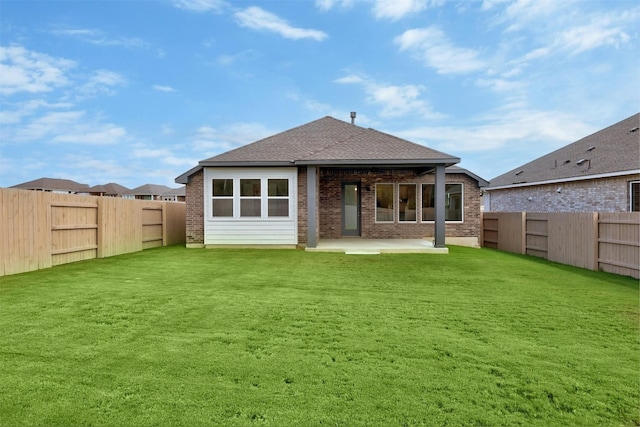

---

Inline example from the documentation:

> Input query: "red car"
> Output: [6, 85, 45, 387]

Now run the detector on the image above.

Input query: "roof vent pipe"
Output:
[350, 111, 356, 125]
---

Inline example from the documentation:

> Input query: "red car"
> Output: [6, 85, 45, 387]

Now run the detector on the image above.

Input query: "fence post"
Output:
[592, 212, 599, 271]
[96, 196, 103, 258]
[162, 202, 167, 247]
[520, 212, 526, 254]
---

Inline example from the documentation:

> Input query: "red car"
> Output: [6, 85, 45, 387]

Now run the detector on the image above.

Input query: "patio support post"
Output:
[434, 164, 446, 248]
[307, 165, 318, 248]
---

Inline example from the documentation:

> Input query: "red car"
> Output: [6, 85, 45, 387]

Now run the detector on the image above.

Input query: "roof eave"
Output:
[295, 158, 461, 167]
[175, 165, 203, 184]
[485, 169, 640, 191]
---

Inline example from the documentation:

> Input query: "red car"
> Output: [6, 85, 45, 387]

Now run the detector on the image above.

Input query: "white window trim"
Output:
[398, 183, 418, 223]
[267, 178, 290, 218]
[239, 178, 262, 218]
[630, 180, 640, 212]
[375, 183, 395, 223]
[420, 182, 464, 223]
[205, 168, 296, 221]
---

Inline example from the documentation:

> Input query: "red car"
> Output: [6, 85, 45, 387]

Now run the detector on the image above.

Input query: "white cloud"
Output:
[161, 124, 175, 135]
[335, 73, 442, 119]
[153, 84, 176, 92]
[61, 154, 135, 184]
[172, 0, 227, 12]
[476, 77, 523, 93]
[0, 45, 75, 95]
[51, 27, 148, 49]
[481, 0, 509, 10]
[557, 19, 631, 55]
[486, 0, 637, 58]
[315, 0, 356, 11]
[234, 7, 328, 41]
[191, 122, 275, 154]
[0, 100, 73, 125]
[395, 27, 485, 74]
[334, 75, 365, 84]
[316, 0, 443, 18]
[52, 124, 127, 145]
[8, 110, 127, 145]
[373, 0, 444, 21]
[394, 109, 595, 154]
[75, 70, 126, 99]
[132, 145, 173, 159]
[216, 49, 258, 66]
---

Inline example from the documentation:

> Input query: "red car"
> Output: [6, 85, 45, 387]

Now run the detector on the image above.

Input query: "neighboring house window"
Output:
[376, 184, 394, 222]
[422, 183, 464, 222]
[631, 181, 640, 212]
[240, 179, 261, 217]
[268, 179, 289, 217]
[399, 184, 417, 222]
[212, 179, 233, 217]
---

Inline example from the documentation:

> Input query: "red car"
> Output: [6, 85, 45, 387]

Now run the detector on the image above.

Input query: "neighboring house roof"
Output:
[88, 183, 130, 196]
[487, 113, 640, 190]
[165, 186, 186, 196]
[177, 116, 460, 183]
[11, 177, 90, 193]
[127, 184, 184, 197]
[447, 166, 489, 187]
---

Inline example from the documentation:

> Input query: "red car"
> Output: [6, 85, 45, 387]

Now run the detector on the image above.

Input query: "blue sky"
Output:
[1, 0, 638, 189]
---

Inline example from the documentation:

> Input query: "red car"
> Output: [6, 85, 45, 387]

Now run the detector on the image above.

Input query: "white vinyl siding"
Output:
[204, 167, 298, 245]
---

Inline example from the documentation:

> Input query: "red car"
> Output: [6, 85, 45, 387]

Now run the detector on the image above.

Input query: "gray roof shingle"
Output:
[11, 177, 90, 193]
[88, 183, 130, 195]
[128, 184, 183, 196]
[488, 113, 640, 189]
[199, 116, 459, 165]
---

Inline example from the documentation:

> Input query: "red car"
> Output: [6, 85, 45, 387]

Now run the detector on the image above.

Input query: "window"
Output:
[268, 179, 289, 217]
[240, 179, 261, 217]
[422, 183, 463, 222]
[212, 179, 233, 217]
[376, 184, 394, 222]
[210, 176, 292, 219]
[631, 181, 640, 212]
[399, 184, 417, 222]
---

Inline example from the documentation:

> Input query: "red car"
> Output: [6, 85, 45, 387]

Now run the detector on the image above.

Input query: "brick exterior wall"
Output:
[317, 169, 482, 240]
[185, 169, 204, 245]
[486, 174, 640, 212]
[186, 167, 483, 246]
[297, 167, 308, 245]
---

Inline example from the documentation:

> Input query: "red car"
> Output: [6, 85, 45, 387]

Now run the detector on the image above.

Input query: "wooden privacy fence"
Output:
[1, 188, 186, 276]
[482, 211, 640, 279]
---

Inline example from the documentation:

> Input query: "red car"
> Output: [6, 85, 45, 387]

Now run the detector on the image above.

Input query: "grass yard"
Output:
[0, 246, 638, 426]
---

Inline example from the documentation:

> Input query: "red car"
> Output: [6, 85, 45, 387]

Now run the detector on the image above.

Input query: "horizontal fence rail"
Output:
[482, 211, 640, 279]
[0, 188, 186, 276]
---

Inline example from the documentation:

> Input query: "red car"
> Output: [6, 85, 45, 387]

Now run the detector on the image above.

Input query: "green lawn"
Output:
[0, 246, 638, 426]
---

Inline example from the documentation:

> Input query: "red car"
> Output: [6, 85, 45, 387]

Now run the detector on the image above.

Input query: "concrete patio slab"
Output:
[305, 239, 449, 254]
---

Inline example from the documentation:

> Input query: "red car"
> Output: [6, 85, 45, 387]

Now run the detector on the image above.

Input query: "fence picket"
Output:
[0, 188, 185, 276]
[482, 211, 640, 279]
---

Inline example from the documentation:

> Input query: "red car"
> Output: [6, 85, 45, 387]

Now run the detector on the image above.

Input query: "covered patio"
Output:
[305, 238, 449, 254]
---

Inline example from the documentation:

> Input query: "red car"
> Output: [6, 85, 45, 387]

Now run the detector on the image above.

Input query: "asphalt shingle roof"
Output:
[88, 183, 130, 195]
[200, 116, 459, 165]
[11, 177, 90, 192]
[128, 184, 183, 196]
[488, 113, 640, 189]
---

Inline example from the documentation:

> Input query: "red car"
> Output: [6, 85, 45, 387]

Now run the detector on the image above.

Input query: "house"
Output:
[484, 113, 640, 212]
[125, 184, 186, 201]
[162, 186, 186, 202]
[87, 183, 131, 197]
[176, 116, 487, 249]
[10, 177, 90, 194]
